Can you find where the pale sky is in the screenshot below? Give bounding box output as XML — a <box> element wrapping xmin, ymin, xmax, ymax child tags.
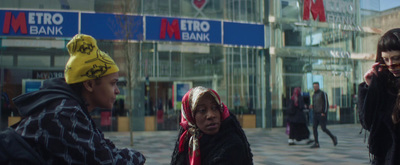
<box><xmin>380</xmin><ymin>0</ymin><xmax>400</xmax><ymax>11</ymax></box>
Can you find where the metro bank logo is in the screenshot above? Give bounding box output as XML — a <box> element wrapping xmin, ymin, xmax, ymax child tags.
<box><xmin>146</xmin><ymin>16</ymin><xmax>221</xmax><ymax>44</ymax></box>
<box><xmin>0</xmin><ymin>10</ymin><xmax>78</xmax><ymax>37</ymax></box>
<box><xmin>303</xmin><ymin>0</ymin><xmax>326</xmax><ymax>22</ymax></box>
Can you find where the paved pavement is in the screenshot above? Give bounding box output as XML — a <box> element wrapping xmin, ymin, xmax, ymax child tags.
<box><xmin>104</xmin><ymin>124</ymin><xmax>371</xmax><ymax>165</ymax></box>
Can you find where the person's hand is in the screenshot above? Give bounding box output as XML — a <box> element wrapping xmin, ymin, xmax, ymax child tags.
<box><xmin>364</xmin><ymin>63</ymin><xmax>381</xmax><ymax>86</ymax></box>
<box><xmin>321</xmin><ymin>113</ymin><xmax>325</xmax><ymax>116</ymax></box>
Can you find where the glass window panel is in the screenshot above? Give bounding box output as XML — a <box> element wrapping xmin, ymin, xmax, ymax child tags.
<box><xmin>158</xmin><ymin>52</ymin><xmax>170</xmax><ymax>77</ymax></box>
<box><xmin>141</xmin><ymin>43</ymin><xmax>155</xmax><ymax>77</ymax></box>
<box><xmin>18</xmin><ymin>56</ymin><xmax>50</xmax><ymax>67</ymax></box>
<box><xmin>0</xmin><ymin>56</ymin><xmax>14</xmax><ymax>67</ymax></box>
<box><xmin>54</xmin><ymin>56</ymin><xmax>69</xmax><ymax>67</ymax></box>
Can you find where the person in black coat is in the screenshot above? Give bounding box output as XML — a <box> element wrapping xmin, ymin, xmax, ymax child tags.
<box><xmin>287</xmin><ymin>87</ymin><xmax>314</xmax><ymax>145</ymax></box>
<box><xmin>358</xmin><ymin>28</ymin><xmax>400</xmax><ymax>165</ymax></box>
<box><xmin>171</xmin><ymin>86</ymin><xmax>253</xmax><ymax>165</ymax></box>
<box><xmin>10</xmin><ymin>34</ymin><xmax>146</xmax><ymax>164</ymax></box>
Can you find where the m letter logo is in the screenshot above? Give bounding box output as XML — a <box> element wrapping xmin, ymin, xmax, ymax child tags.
<box><xmin>160</xmin><ymin>19</ymin><xmax>181</xmax><ymax>40</ymax></box>
<box><xmin>3</xmin><ymin>12</ymin><xmax>28</xmax><ymax>34</ymax></box>
<box><xmin>303</xmin><ymin>0</ymin><xmax>326</xmax><ymax>22</ymax></box>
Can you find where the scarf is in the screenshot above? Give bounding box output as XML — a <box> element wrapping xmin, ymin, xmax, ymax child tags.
<box><xmin>178</xmin><ymin>86</ymin><xmax>230</xmax><ymax>165</ymax></box>
<box><xmin>291</xmin><ymin>87</ymin><xmax>301</xmax><ymax>107</ymax></box>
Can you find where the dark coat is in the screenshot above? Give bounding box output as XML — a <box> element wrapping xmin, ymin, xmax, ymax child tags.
<box><xmin>171</xmin><ymin>113</ymin><xmax>253</xmax><ymax>165</ymax></box>
<box><xmin>287</xmin><ymin>96</ymin><xmax>307</xmax><ymax>124</ymax></box>
<box><xmin>358</xmin><ymin>73</ymin><xmax>400</xmax><ymax>165</ymax></box>
<box><xmin>312</xmin><ymin>90</ymin><xmax>329</xmax><ymax>114</ymax></box>
<box><xmin>12</xmin><ymin>78</ymin><xmax>146</xmax><ymax>165</ymax></box>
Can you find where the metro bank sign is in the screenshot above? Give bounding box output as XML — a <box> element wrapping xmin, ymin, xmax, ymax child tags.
<box><xmin>146</xmin><ymin>16</ymin><xmax>221</xmax><ymax>44</ymax></box>
<box><xmin>0</xmin><ymin>10</ymin><xmax>78</xmax><ymax>37</ymax></box>
<box><xmin>303</xmin><ymin>0</ymin><xmax>357</xmax><ymax>27</ymax></box>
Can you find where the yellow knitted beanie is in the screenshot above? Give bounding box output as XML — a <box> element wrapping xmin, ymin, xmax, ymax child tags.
<box><xmin>65</xmin><ymin>34</ymin><xmax>119</xmax><ymax>84</ymax></box>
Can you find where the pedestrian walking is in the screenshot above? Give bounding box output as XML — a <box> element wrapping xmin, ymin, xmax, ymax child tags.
<box><xmin>309</xmin><ymin>82</ymin><xmax>338</xmax><ymax>148</ymax></box>
<box><xmin>358</xmin><ymin>28</ymin><xmax>400</xmax><ymax>164</ymax></box>
<box><xmin>287</xmin><ymin>87</ymin><xmax>314</xmax><ymax>145</ymax></box>
<box><xmin>9</xmin><ymin>34</ymin><xmax>146</xmax><ymax>164</ymax></box>
<box><xmin>171</xmin><ymin>86</ymin><xmax>253</xmax><ymax>165</ymax></box>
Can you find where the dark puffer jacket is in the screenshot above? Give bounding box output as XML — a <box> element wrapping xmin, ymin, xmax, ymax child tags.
<box><xmin>12</xmin><ymin>78</ymin><xmax>146</xmax><ymax>165</ymax></box>
<box><xmin>358</xmin><ymin>73</ymin><xmax>400</xmax><ymax>165</ymax></box>
<box><xmin>171</xmin><ymin>113</ymin><xmax>253</xmax><ymax>165</ymax></box>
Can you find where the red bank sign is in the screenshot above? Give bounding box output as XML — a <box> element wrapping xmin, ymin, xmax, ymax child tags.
<box><xmin>1</xmin><ymin>10</ymin><xmax>78</xmax><ymax>37</ymax></box>
<box><xmin>303</xmin><ymin>0</ymin><xmax>326</xmax><ymax>22</ymax></box>
<box><xmin>303</xmin><ymin>0</ymin><xmax>357</xmax><ymax>27</ymax></box>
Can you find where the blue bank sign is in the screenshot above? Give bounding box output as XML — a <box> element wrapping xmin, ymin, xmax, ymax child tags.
<box><xmin>0</xmin><ymin>9</ymin><xmax>78</xmax><ymax>37</ymax></box>
<box><xmin>0</xmin><ymin>9</ymin><xmax>266</xmax><ymax>47</ymax></box>
<box><xmin>146</xmin><ymin>16</ymin><xmax>222</xmax><ymax>44</ymax></box>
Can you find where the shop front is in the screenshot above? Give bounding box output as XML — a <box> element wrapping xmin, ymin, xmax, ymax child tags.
<box><xmin>0</xmin><ymin>6</ymin><xmax>269</xmax><ymax>131</ymax></box>
<box><xmin>269</xmin><ymin>0</ymin><xmax>378</xmax><ymax>127</ymax></box>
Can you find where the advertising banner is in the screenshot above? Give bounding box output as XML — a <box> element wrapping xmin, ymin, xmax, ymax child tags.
<box><xmin>22</xmin><ymin>79</ymin><xmax>43</xmax><ymax>94</ymax></box>
<box><xmin>0</xmin><ymin>9</ymin><xmax>78</xmax><ymax>38</ymax></box>
<box><xmin>81</xmin><ymin>13</ymin><xmax>143</xmax><ymax>40</ymax></box>
<box><xmin>146</xmin><ymin>16</ymin><xmax>221</xmax><ymax>44</ymax></box>
<box><xmin>173</xmin><ymin>81</ymin><xmax>192</xmax><ymax>110</ymax></box>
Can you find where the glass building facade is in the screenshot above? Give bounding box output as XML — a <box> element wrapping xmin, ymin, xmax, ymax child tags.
<box><xmin>0</xmin><ymin>0</ymin><xmax>268</xmax><ymax>131</ymax></box>
<box><xmin>268</xmin><ymin>0</ymin><xmax>398</xmax><ymax>127</ymax></box>
<box><xmin>1</xmin><ymin>0</ymin><xmax>399</xmax><ymax>131</ymax></box>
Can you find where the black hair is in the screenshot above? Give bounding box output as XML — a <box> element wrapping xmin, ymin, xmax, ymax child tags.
<box><xmin>69</xmin><ymin>82</ymin><xmax>84</xmax><ymax>96</ymax></box>
<box><xmin>313</xmin><ymin>82</ymin><xmax>319</xmax><ymax>85</ymax></box>
<box><xmin>376</xmin><ymin>28</ymin><xmax>400</xmax><ymax>64</ymax></box>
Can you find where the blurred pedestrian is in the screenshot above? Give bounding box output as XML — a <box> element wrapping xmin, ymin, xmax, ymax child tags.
<box><xmin>171</xmin><ymin>86</ymin><xmax>253</xmax><ymax>165</ymax></box>
<box><xmin>11</xmin><ymin>34</ymin><xmax>146</xmax><ymax>164</ymax></box>
<box><xmin>309</xmin><ymin>82</ymin><xmax>337</xmax><ymax>148</ymax></box>
<box><xmin>358</xmin><ymin>28</ymin><xmax>400</xmax><ymax>164</ymax></box>
<box><xmin>287</xmin><ymin>87</ymin><xmax>314</xmax><ymax>145</ymax></box>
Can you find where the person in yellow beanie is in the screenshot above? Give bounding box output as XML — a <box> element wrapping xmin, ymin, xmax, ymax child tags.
<box><xmin>65</xmin><ymin>34</ymin><xmax>119</xmax><ymax>84</ymax></box>
<box><xmin>9</xmin><ymin>34</ymin><xmax>146</xmax><ymax>164</ymax></box>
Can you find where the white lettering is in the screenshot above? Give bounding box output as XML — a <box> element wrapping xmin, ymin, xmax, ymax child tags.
<box><xmin>324</xmin><ymin>0</ymin><xmax>355</xmax><ymax>14</ymax></box>
<box><xmin>30</xmin><ymin>26</ymin><xmax>38</xmax><ymax>34</ymax></box>
<box><xmin>47</xmin><ymin>26</ymin><xmax>54</xmax><ymax>34</ymax></box>
<box><xmin>28</xmin><ymin>13</ymin><xmax>35</xmax><ymax>24</ymax></box>
<box><xmin>38</xmin><ymin>26</ymin><xmax>46</xmax><ymax>34</ymax></box>
<box><xmin>52</xmin><ymin>13</ymin><xmax>63</xmax><ymax>25</ymax></box>
<box><xmin>189</xmin><ymin>33</ymin><xmax>196</xmax><ymax>40</ymax></box>
<box><xmin>44</xmin><ymin>13</ymin><xmax>52</xmax><ymax>24</ymax></box>
<box><xmin>181</xmin><ymin>20</ymin><xmax>210</xmax><ymax>32</ymax></box>
<box><xmin>186</xmin><ymin>20</ymin><xmax>193</xmax><ymax>31</ymax></box>
<box><xmin>56</xmin><ymin>26</ymin><xmax>63</xmax><ymax>35</ymax></box>
<box><xmin>36</xmin><ymin>13</ymin><xmax>43</xmax><ymax>24</ymax></box>
<box><xmin>193</xmin><ymin>21</ymin><xmax>200</xmax><ymax>31</ymax></box>
<box><xmin>327</xmin><ymin>14</ymin><xmax>335</xmax><ymax>23</ymax></box>
<box><xmin>203</xmin><ymin>33</ymin><xmax>209</xmax><ymax>41</ymax></box>
<box><xmin>27</xmin><ymin>12</ymin><xmax>64</xmax><ymax>25</ymax></box>
<box><xmin>29</xmin><ymin>26</ymin><xmax>63</xmax><ymax>35</ymax></box>
<box><xmin>181</xmin><ymin>20</ymin><xmax>187</xmax><ymax>31</ymax></box>
<box><xmin>182</xmin><ymin>32</ymin><xmax>190</xmax><ymax>40</ymax></box>
<box><xmin>182</xmin><ymin>32</ymin><xmax>210</xmax><ymax>41</ymax></box>
<box><xmin>200</xmin><ymin>22</ymin><xmax>210</xmax><ymax>32</ymax></box>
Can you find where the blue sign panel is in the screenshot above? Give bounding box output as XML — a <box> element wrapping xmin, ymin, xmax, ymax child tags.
<box><xmin>146</xmin><ymin>16</ymin><xmax>221</xmax><ymax>44</ymax></box>
<box><xmin>0</xmin><ymin>10</ymin><xmax>78</xmax><ymax>38</ymax></box>
<box><xmin>23</xmin><ymin>79</ymin><xmax>43</xmax><ymax>94</ymax></box>
<box><xmin>223</xmin><ymin>22</ymin><xmax>265</xmax><ymax>47</ymax></box>
<box><xmin>81</xmin><ymin>13</ymin><xmax>143</xmax><ymax>40</ymax></box>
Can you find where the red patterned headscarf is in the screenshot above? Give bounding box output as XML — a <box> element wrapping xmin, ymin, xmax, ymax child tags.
<box><xmin>178</xmin><ymin>86</ymin><xmax>230</xmax><ymax>165</ymax></box>
<box><xmin>291</xmin><ymin>87</ymin><xmax>301</xmax><ymax>106</ymax></box>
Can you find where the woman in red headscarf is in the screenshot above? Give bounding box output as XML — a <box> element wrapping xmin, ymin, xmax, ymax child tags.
<box><xmin>287</xmin><ymin>87</ymin><xmax>313</xmax><ymax>145</ymax></box>
<box><xmin>171</xmin><ymin>86</ymin><xmax>253</xmax><ymax>165</ymax></box>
